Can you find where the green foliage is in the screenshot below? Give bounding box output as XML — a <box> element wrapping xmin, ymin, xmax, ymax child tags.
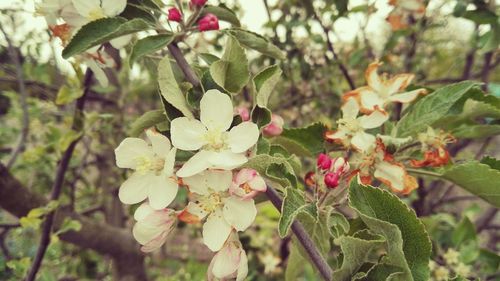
<box><xmin>202</xmin><ymin>4</ymin><xmax>241</xmax><ymax>27</ymax></box>
<box><xmin>55</xmin><ymin>218</ymin><xmax>82</xmax><ymax>236</ymax></box>
<box><xmin>272</xmin><ymin>122</ymin><xmax>326</xmax><ymax>157</ymax></box>
<box><xmin>349</xmin><ymin>181</ymin><xmax>432</xmax><ymax>281</ymax></box>
<box><xmin>128</xmin><ymin>109</ymin><xmax>168</xmax><ymax>137</ymax></box>
<box><xmin>210</xmin><ymin>35</ymin><xmax>250</xmax><ymax>94</ymax></box>
<box><xmin>226</xmin><ymin>28</ymin><xmax>286</xmax><ymax>60</ymax></box>
<box><xmin>62</xmin><ymin>17</ymin><xmax>152</xmax><ymax>58</ymax></box>
<box><xmin>242</xmin><ymin>154</ymin><xmax>298</xmax><ymax>188</ymax></box>
<box><xmin>129</xmin><ymin>33</ymin><xmax>174</xmax><ymax>65</ymax></box>
<box><xmin>158</xmin><ymin>56</ymin><xmax>194</xmax><ymax>119</ymax></box>
<box><xmin>451</xmin><ymin>216</ymin><xmax>476</xmax><ymax>247</ymax></box>
<box><xmin>253</xmin><ymin>64</ymin><xmax>282</xmax><ymax>108</ymax></box>
<box><xmin>251</xmin><ymin>105</ymin><xmax>272</xmax><ymax>128</ymax></box>
<box><xmin>441</xmin><ymin>160</ymin><xmax>500</xmax><ymax>207</ymax></box>
<box><xmin>277</xmin><ymin>187</ymin><xmax>305</xmax><ymax>237</ymax></box>
<box><xmin>396</xmin><ymin>81</ymin><xmax>479</xmax><ymax>137</ymax></box>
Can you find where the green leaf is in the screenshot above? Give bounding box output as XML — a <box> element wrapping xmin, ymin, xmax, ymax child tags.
<box><xmin>462</xmin><ymin>9</ymin><xmax>498</xmax><ymax>25</ymax></box>
<box><xmin>227</xmin><ymin>28</ymin><xmax>286</xmax><ymax>60</ymax></box>
<box><xmin>55</xmin><ymin>218</ymin><xmax>82</xmax><ymax>235</ymax></box>
<box><xmin>198</xmin><ymin>53</ymin><xmax>220</xmax><ymax>65</ymax></box>
<box><xmin>480</xmin><ymin>156</ymin><xmax>500</xmax><ymax>170</ymax></box>
<box><xmin>203</xmin><ymin>4</ymin><xmax>241</xmax><ymax>27</ymax></box>
<box><xmin>451</xmin><ymin>124</ymin><xmax>500</xmax><ymax>138</ymax></box>
<box><xmin>329</xmin><ymin>210</ymin><xmax>350</xmax><ymax>238</ymax></box>
<box><xmin>129</xmin><ymin>33</ymin><xmax>174</xmax><ymax>65</ymax></box>
<box><xmin>354</xmin><ymin>263</ymin><xmax>403</xmax><ymax>281</ymax></box>
<box><xmin>251</xmin><ymin>105</ymin><xmax>272</xmax><ymax>128</ymax></box>
<box><xmin>442</xmin><ymin>161</ymin><xmax>500</xmax><ymax>207</ymax></box>
<box><xmin>332</xmin><ymin>235</ymin><xmax>386</xmax><ymax>281</ymax></box>
<box><xmin>63</xmin><ymin>17</ymin><xmax>152</xmax><ymax>58</ymax></box>
<box><xmin>210</xmin><ymin>35</ymin><xmax>249</xmax><ymax>94</ymax></box>
<box><xmin>254</xmin><ymin>64</ymin><xmax>282</xmax><ymax>107</ymax></box>
<box><xmin>128</xmin><ymin>109</ymin><xmax>168</xmax><ymax>137</ymax></box>
<box><xmin>242</xmin><ymin>154</ymin><xmax>297</xmax><ymax>188</ymax></box>
<box><xmin>158</xmin><ymin>56</ymin><xmax>194</xmax><ymax>119</ymax></box>
<box><xmin>278</xmin><ymin>187</ymin><xmax>306</xmax><ymax>237</ymax></box>
<box><xmin>452</xmin><ymin>216</ymin><xmax>476</xmax><ymax>247</ymax></box>
<box><xmin>55</xmin><ymin>85</ymin><xmax>83</xmax><ymax>105</ymax></box>
<box><xmin>285</xmin><ymin>243</ymin><xmax>307</xmax><ymax>281</ymax></box>
<box><xmin>349</xmin><ymin>181</ymin><xmax>432</xmax><ymax>281</ymax></box>
<box><xmin>272</xmin><ymin>123</ymin><xmax>326</xmax><ymax>157</ymax></box>
<box><xmin>396</xmin><ymin>81</ymin><xmax>479</xmax><ymax>137</ymax></box>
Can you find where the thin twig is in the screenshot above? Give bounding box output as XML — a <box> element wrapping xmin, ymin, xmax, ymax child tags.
<box><xmin>0</xmin><ymin>22</ymin><xmax>30</xmax><ymax>169</ymax></box>
<box><xmin>311</xmin><ymin>10</ymin><xmax>356</xmax><ymax>90</ymax></box>
<box><xmin>266</xmin><ymin>186</ymin><xmax>333</xmax><ymax>281</ymax></box>
<box><xmin>167</xmin><ymin>43</ymin><xmax>200</xmax><ymax>86</ymax></box>
<box><xmin>25</xmin><ymin>70</ymin><xmax>93</xmax><ymax>281</ymax></box>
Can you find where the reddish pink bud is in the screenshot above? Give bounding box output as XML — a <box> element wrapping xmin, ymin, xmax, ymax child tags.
<box><xmin>263</xmin><ymin>114</ymin><xmax>284</xmax><ymax>137</ymax></box>
<box><xmin>316</xmin><ymin>153</ymin><xmax>332</xmax><ymax>170</ymax></box>
<box><xmin>191</xmin><ymin>0</ymin><xmax>207</xmax><ymax>7</ymax></box>
<box><xmin>304</xmin><ymin>171</ymin><xmax>316</xmax><ymax>188</ymax></box>
<box><xmin>198</xmin><ymin>13</ymin><xmax>219</xmax><ymax>32</ymax></box>
<box><xmin>324</xmin><ymin>172</ymin><xmax>340</xmax><ymax>189</ymax></box>
<box><xmin>168</xmin><ymin>7</ymin><xmax>182</xmax><ymax>22</ymax></box>
<box><xmin>236</xmin><ymin>106</ymin><xmax>250</xmax><ymax>121</ymax></box>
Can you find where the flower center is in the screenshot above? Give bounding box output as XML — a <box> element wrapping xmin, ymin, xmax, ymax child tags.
<box><xmin>198</xmin><ymin>192</ymin><xmax>225</xmax><ymax>213</ymax></box>
<box><xmin>135</xmin><ymin>156</ymin><xmax>165</xmax><ymax>174</ymax></box>
<box><xmin>203</xmin><ymin>130</ymin><xmax>228</xmax><ymax>151</ymax></box>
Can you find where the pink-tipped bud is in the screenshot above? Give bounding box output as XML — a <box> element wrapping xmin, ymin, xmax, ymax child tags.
<box><xmin>191</xmin><ymin>0</ymin><xmax>207</xmax><ymax>7</ymax></box>
<box><xmin>263</xmin><ymin>114</ymin><xmax>284</xmax><ymax>137</ymax></box>
<box><xmin>236</xmin><ymin>106</ymin><xmax>250</xmax><ymax>121</ymax></box>
<box><xmin>230</xmin><ymin>168</ymin><xmax>267</xmax><ymax>199</ymax></box>
<box><xmin>316</xmin><ymin>153</ymin><xmax>332</xmax><ymax>170</ymax></box>
<box><xmin>167</xmin><ymin>7</ymin><xmax>182</xmax><ymax>22</ymax></box>
<box><xmin>304</xmin><ymin>171</ymin><xmax>316</xmax><ymax>188</ymax></box>
<box><xmin>324</xmin><ymin>172</ymin><xmax>340</xmax><ymax>189</ymax></box>
<box><xmin>331</xmin><ymin>157</ymin><xmax>350</xmax><ymax>174</ymax></box>
<box><xmin>198</xmin><ymin>13</ymin><xmax>219</xmax><ymax>31</ymax></box>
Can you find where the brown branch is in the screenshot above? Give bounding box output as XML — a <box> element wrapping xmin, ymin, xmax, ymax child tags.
<box><xmin>311</xmin><ymin>10</ymin><xmax>356</xmax><ymax>90</ymax></box>
<box><xmin>480</xmin><ymin>51</ymin><xmax>494</xmax><ymax>91</ymax></box>
<box><xmin>477</xmin><ymin>208</ymin><xmax>498</xmax><ymax>233</ymax></box>
<box><xmin>266</xmin><ymin>186</ymin><xmax>333</xmax><ymax>281</ymax></box>
<box><xmin>0</xmin><ymin>163</ymin><xmax>147</xmax><ymax>280</ymax></box>
<box><xmin>168</xmin><ymin>43</ymin><xmax>200</xmax><ymax>87</ymax></box>
<box><xmin>0</xmin><ymin>22</ymin><xmax>29</xmax><ymax>169</ymax></box>
<box><xmin>25</xmin><ymin>69</ymin><xmax>93</xmax><ymax>281</ymax></box>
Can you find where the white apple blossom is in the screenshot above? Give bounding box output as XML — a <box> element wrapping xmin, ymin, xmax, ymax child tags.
<box><xmin>229</xmin><ymin>168</ymin><xmax>267</xmax><ymax>199</ymax></box>
<box><xmin>72</xmin><ymin>0</ymin><xmax>127</xmax><ymax>21</ymax></box>
<box><xmin>207</xmin><ymin>232</ymin><xmax>248</xmax><ymax>281</ymax></box>
<box><xmin>132</xmin><ymin>203</ymin><xmax>177</xmax><ymax>252</ymax></box>
<box><xmin>344</xmin><ymin>62</ymin><xmax>427</xmax><ymax>113</ymax></box>
<box><xmin>171</xmin><ymin>90</ymin><xmax>260</xmax><ymax>177</ymax></box>
<box><xmin>325</xmin><ymin>98</ymin><xmax>388</xmax><ymax>152</ymax></box>
<box><xmin>114</xmin><ymin>129</ymin><xmax>178</xmax><ymax>210</ymax></box>
<box><xmin>181</xmin><ymin>170</ymin><xmax>257</xmax><ymax>251</ymax></box>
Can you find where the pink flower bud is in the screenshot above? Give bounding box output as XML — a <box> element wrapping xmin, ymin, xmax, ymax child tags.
<box><xmin>235</xmin><ymin>106</ymin><xmax>250</xmax><ymax>121</ymax></box>
<box><xmin>316</xmin><ymin>153</ymin><xmax>332</xmax><ymax>170</ymax></box>
<box><xmin>324</xmin><ymin>172</ymin><xmax>340</xmax><ymax>189</ymax></box>
<box><xmin>167</xmin><ymin>7</ymin><xmax>182</xmax><ymax>22</ymax></box>
<box><xmin>263</xmin><ymin>114</ymin><xmax>284</xmax><ymax>137</ymax></box>
<box><xmin>230</xmin><ymin>168</ymin><xmax>267</xmax><ymax>199</ymax></box>
<box><xmin>191</xmin><ymin>0</ymin><xmax>207</xmax><ymax>7</ymax></box>
<box><xmin>198</xmin><ymin>13</ymin><xmax>219</xmax><ymax>31</ymax></box>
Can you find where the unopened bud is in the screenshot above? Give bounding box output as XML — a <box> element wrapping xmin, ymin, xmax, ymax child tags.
<box><xmin>263</xmin><ymin>114</ymin><xmax>284</xmax><ymax>137</ymax></box>
<box><xmin>316</xmin><ymin>153</ymin><xmax>332</xmax><ymax>170</ymax></box>
<box><xmin>198</xmin><ymin>13</ymin><xmax>219</xmax><ymax>32</ymax></box>
<box><xmin>324</xmin><ymin>172</ymin><xmax>340</xmax><ymax>189</ymax></box>
<box><xmin>167</xmin><ymin>7</ymin><xmax>182</xmax><ymax>22</ymax></box>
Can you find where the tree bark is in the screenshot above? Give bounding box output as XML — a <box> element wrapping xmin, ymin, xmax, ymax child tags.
<box><xmin>0</xmin><ymin>164</ymin><xmax>148</xmax><ymax>280</ymax></box>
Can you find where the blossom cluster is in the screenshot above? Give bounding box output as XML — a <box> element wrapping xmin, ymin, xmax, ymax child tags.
<box><xmin>115</xmin><ymin>90</ymin><xmax>268</xmax><ymax>280</ymax></box>
<box><xmin>323</xmin><ymin>62</ymin><xmax>453</xmax><ymax>194</ymax></box>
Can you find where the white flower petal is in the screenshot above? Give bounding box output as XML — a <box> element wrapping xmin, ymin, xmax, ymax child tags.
<box><xmin>163</xmin><ymin>148</ymin><xmax>176</xmax><ymax>177</ymax></box>
<box><xmin>176</xmin><ymin>150</ymin><xmax>212</xmax><ymax>178</ymax></box>
<box><xmin>388</xmin><ymin>88</ymin><xmax>426</xmax><ymax>104</ymax></box>
<box><xmin>227</xmin><ymin>122</ymin><xmax>260</xmax><ymax>153</ymax></box>
<box><xmin>374</xmin><ymin>161</ymin><xmax>417</xmax><ymax>194</ymax></box>
<box><xmin>132</xmin><ymin>221</ymin><xmax>163</xmax><ymax>245</ymax></box>
<box><xmin>114</xmin><ymin>138</ymin><xmax>153</xmax><ymax>169</ymax></box>
<box><xmin>140</xmin><ymin>231</ymin><xmax>169</xmax><ymax>253</ymax></box>
<box><xmin>386</xmin><ymin>73</ymin><xmax>414</xmax><ymax>94</ymax></box>
<box><xmin>351</xmin><ymin>132</ymin><xmax>376</xmax><ymax>152</ymax></box>
<box><xmin>101</xmin><ymin>0</ymin><xmax>127</xmax><ymax>17</ymax></box>
<box><xmin>236</xmin><ymin>250</ymin><xmax>249</xmax><ymax>281</ymax></box>
<box><xmin>342</xmin><ymin>98</ymin><xmax>359</xmax><ymax>119</ymax></box>
<box><xmin>359</xmin><ymin>110</ymin><xmax>388</xmax><ymax>129</ymax></box>
<box><xmin>206</xmin><ymin>150</ymin><xmax>248</xmax><ymax>170</ymax></box>
<box><xmin>109</xmin><ymin>34</ymin><xmax>132</xmax><ymax>49</ymax></box>
<box><xmin>359</xmin><ymin>89</ymin><xmax>385</xmax><ymax>111</ymax></box>
<box><xmin>170</xmin><ymin>117</ymin><xmax>207</xmax><ymax>151</ymax></box>
<box><xmin>86</xmin><ymin>59</ymin><xmax>109</xmax><ymax>87</ymax></box>
<box><xmin>183</xmin><ymin>170</ymin><xmax>233</xmax><ymax>194</ymax></box>
<box><xmin>365</xmin><ymin>62</ymin><xmax>384</xmax><ymax>92</ymax></box>
<box><xmin>203</xmin><ymin>210</ymin><xmax>232</xmax><ymax>251</ymax></box>
<box><xmin>72</xmin><ymin>0</ymin><xmax>100</xmax><ymax>18</ymax></box>
<box><xmin>118</xmin><ymin>172</ymin><xmax>151</xmax><ymax>205</ymax></box>
<box><xmin>200</xmin><ymin>90</ymin><xmax>234</xmax><ymax>131</ymax></box>
<box><xmin>223</xmin><ymin>197</ymin><xmax>257</xmax><ymax>231</ymax></box>
<box><xmin>186</xmin><ymin>202</ymin><xmax>209</xmax><ymax>220</ymax></box>
<box><xmin>146</xmin><ymin>129</ymin><xmax>171</xmax><ymax>156</ymax></box>
<box><xmin>134</xmin><ymin>202</ymin><xmax>154</xmax><ymax>221</ymax></box>
<box><xmin>212</xmin><ymin>243</ymin><xmax>241</xmax><ymax>279</ymax></box>
<box><xmin>148</xmin><ymin>177</ymin><xmax>178</xmax><ymax>210</ymax></box>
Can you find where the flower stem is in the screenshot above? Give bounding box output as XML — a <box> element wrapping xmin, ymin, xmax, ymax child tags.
<box><xmin>266</xmin><ymin>186</ymin><xmax>333</xmax><ymax>281</ymax></box>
